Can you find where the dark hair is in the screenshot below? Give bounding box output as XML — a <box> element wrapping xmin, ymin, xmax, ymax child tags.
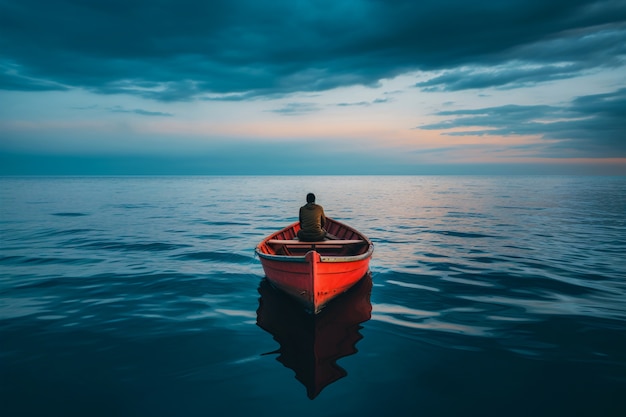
<box><xmin>306</xmin><ymin>193</ymin><xmax>316</xmax><ymax>203</ymax></box>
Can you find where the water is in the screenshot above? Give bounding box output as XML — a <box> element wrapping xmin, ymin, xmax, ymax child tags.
<box><xmin>1</xmin><ymin>176</ymin><xmax>625</xmax><ymax>417</ymax></box>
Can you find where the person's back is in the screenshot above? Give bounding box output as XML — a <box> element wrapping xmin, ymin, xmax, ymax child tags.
<box><xmin>297</xmin><ymin>193</ymin><xmax>327</xmax><ymax>241</ymax></box>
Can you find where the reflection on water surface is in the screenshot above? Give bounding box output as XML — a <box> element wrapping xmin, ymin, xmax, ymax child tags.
<box><xmin>256</xmin><ymin>274</ymin><xmax>372</xmax><ymax>399</ymax></box>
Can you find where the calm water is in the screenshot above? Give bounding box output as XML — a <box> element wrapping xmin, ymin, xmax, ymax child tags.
<box><xmin>1</xmin><ymin>176</ymin><xmax>625</xmax><ymax>417</ymax></box>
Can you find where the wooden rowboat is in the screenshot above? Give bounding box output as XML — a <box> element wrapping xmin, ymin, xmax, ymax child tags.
<box><xmin>255</xmin><ymin>217</ymin><xmax>374</xmax><ymax>313</ymax></box>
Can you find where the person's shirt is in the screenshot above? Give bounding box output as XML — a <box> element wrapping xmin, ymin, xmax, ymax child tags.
<box><xmin>299</xmin><ymin>202</ymin><xmax>326</xmax><ymax>240</ymax></box>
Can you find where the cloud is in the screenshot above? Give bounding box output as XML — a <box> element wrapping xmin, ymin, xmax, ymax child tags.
<box><xmin>336</xmin><ymin>97</ymin><xmax>389</xmax><ymax>107</ymax></box>
<box><xmin>418</xmin><ymin>88</ymin><xmax>626</xmax><ymax>157</ymax></box>
<box><xmin>416</xmin><ymin>63</ymin><xmax>586</xmax><ymax>92</ymax></box>
<box><xmin>417</xmin><ymin>23</ymin><xmax>626</xmax><ymax>91</ymax></box>
<box><xmin>270</xmin><ymin>96</ymin><xmax>389</xmax><ymax>115</ymax></box>
<box><xmin>337</xmin><ymin>101</ymin><xmax>371</xmax><ymax>107</ymax></box>
<box><xmin>269</xmin><ymin>102</ymin><xmax>321</xmax><ymax>115</ymax></box>
<box><xmin>70</xmin><ymin>104</ymin><xmax>174</xmax><ymax>116</ymax></box>
<box><xmin>107</xmin><ymin>106</ymin><xmax>174</xmax><ymax>117</ymax></box>
<box><xmin>0</xmin><ymin>61</ymin><xmax>69</xmax><ymax>91</ymax></box>
<box><xmin>1</xmin><ymin>0</ymin><xmax>624</xmax><ymax>101</ymax></box>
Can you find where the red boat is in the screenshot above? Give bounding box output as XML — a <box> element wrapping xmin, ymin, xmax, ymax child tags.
<box><xmin>255</xmin><ymin>218</ymin><xmax>374</xmax><ymax>314</ymax></box>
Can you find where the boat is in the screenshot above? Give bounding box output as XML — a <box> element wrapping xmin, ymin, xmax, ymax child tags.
<box><xmin>256</xmin><ymin>273</ymin><xmax>373</xmax><ymax>399</ymax></box>
<box><xmin>255</xmin><ymin>217</ymin><xmax>374</xmax><ymax>313</ymax></box>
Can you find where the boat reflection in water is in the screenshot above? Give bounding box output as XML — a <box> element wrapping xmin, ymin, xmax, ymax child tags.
<box><xmin>256</xmin><ymin>273</ymin><xmax>373</xmax><ymax>399</ymax></box>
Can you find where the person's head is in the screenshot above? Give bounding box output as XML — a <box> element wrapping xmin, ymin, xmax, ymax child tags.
<box><xmin>306</xmin><ymin>193</ymin><xmax>316</xmax><ymax>203</ymax></box>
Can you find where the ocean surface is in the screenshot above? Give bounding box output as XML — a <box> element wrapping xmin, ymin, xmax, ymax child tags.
<box><xmin>1</xmin><ymin>176</ymin><xmax>625</xmax><ymax>417</ymax></box>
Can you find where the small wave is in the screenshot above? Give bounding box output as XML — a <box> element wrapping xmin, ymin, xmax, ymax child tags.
<box><xmin>0</xmin><ymin>297</ymin><xmax>50</xmax><ymax>319</ymax></box>
<box><xmin>214</xmin><ymin>308</ymin><xmax>257</xmax><ymax>319</ymax></box>
<box><xmin>193</xmin><ymin>233</ymin><xmax>239</xmax><ymax>240</ymax></box>
<box><xmin>494</xmin><ymin>205</ymin><xmax>546</xmax><ymax>211</ymax></box>
<box><xmin>426</xmin><ymin>230</ymin><xmax>498</xmax><ymax>239</ymax></box>
<box><xmin>0</xmin><ymin>255</ymin><xmax>22</xmax><ymax>265</ymax></box>
<box><xmin>51</xmin><ymin>212</ymin><xmax>89</xmax><ymax>217</ymax></box>
<box><xmin>36</xmin><ymin>315</ymin><xmax>67</xmax><ymax>320</ymax></box>
<box><xmin>386</xmin><ymin>279</ymin><xmax>440</xmax><ymax>292</ymax></box>
<box><xmin>0</xmin><ymin>255</ymin><xmax>102</xmax><ymax>266</ymax></box>
<box><xmin>422</xmin><ymin>252</ymin><xmax>449</xmax><ymax>259</ymax></box>
<box><xmin>468</xmin><ymin>255</ymin><xmax>509</xmax><ymax>264</ymax></box>
<box><xmin>372</xmin><ymin>303</ymin><xmax>491</xmax><ymax>337</ymax></box>
<box><xmin>111</xmin><ymin>203</ymin><xmax>156</xmax><ymax>209</ymax></box>
<box><xmin>445</xmin><ymin>211</ymin><xmax>488</xmax><ymax>218</ymax></box>
<box><xmin>460</xmin><ymin>293</ymin><xmax>626</xmax><ymax>321</ymax></box>
<box><xmin>35</xmin><ymin>228</ymin><xmax>96</xmax><ymax>237</ymax></box>
<box><xmin>10</xmin><ymin>276</ymin><xmax>82</xmax><ymax>290</ymax></box>
<box><xmin>80</xmin><ymin>241</ymin><xmax>189</xmax><ymax>252</ymax></box>
<box><xmin>199</xmin><ymin>220</ymin><xmax>251</xmax><ymax>226</ymax></box>
<box><xmin>441</xmin><ymin>276</ymin><xmax>495</xmax><ymax>288</ymax></box>
<box><xmin>176</xmin><ymin>251</ymin><xmax>252</xmax><ymax>263</ymax></box>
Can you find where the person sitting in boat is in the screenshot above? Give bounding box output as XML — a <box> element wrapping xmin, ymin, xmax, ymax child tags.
<box><xmin>297</xmin><ymin>193</ymin><xmax>328</xmax><ymax>241</ymax></box>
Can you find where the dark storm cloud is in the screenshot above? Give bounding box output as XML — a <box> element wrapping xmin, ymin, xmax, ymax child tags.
<box><xmin>0</xmin><ymin>61</ymin><xmax>69</xmax><ymax>91</ymax></box>
<box><xmin>419</xmin><ymin>88</ymin><xmax>626</xmax><ymax>157</ymax></box>
<box><xmin>417</xmin><ymin>22</ymin><xmax>626</xmax><ymax>91</ymax></box>
<box><xmin>1</xmin><ymin>0</ymin><xmax>625</xmax><ymax>101</ymax></box>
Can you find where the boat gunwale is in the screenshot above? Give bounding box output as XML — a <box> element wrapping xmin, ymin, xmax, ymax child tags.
<box><xmin>255</xmin><ymin>251</ymin><xmax>308</xmax><ymax>263</ymax></box>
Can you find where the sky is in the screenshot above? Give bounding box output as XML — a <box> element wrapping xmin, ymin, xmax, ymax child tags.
<box><xmin>1</xmin><ymin>0</ymin><xmax>625</xmax><ymax>175</ymax></box>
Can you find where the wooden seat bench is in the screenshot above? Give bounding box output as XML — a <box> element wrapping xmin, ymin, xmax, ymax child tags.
<box><xmin>267</xmin><ymin>239</ymin><xmax>365</xmax><ymax>246</ymax></box>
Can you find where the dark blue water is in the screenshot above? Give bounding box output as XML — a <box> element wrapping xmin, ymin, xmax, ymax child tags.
<box><xmin>1</xmin><ymin>176</ymin><xmax>625</xmax><ymax>417</ymax></box>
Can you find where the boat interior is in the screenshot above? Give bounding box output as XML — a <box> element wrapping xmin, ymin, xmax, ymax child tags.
<box><xmin>266</xmin><ymin>239</ymin><xmax>368</xmax><ymax>256</ymax></box>
<box><xmin>257</xmin><ymin>218</ymin><xmax>371</xmax><ymax>257</ymax></box>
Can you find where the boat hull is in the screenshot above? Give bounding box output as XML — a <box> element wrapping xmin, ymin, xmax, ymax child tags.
<box><xmin>259</xmin><ymin>251</ymin><xmax>371</xmax><ymax>313</ymax></box>
<box><xmin>255</xmin><ymin>218</ymin><xmax>373</xmax><ymax>313</ymax></box>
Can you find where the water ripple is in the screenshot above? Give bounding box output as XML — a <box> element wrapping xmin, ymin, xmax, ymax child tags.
<box><xmin>79</xmin><ymin>240</ymin><xmax>190</xmax><ymax>252</ymax></box>
<box><xmin>175</xmin><ymin>251</ymin><xmax>252</xmax><ymax>263</ymax></box>
<box><xmin>425</xmin><ymin>230</ymin><xmax>500</xmax><ymax>239</ymax></box>
<box><xmin>372</xmin><ymin>303</ymin><xmax>491</xmax><ymax>337</ymax></box>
